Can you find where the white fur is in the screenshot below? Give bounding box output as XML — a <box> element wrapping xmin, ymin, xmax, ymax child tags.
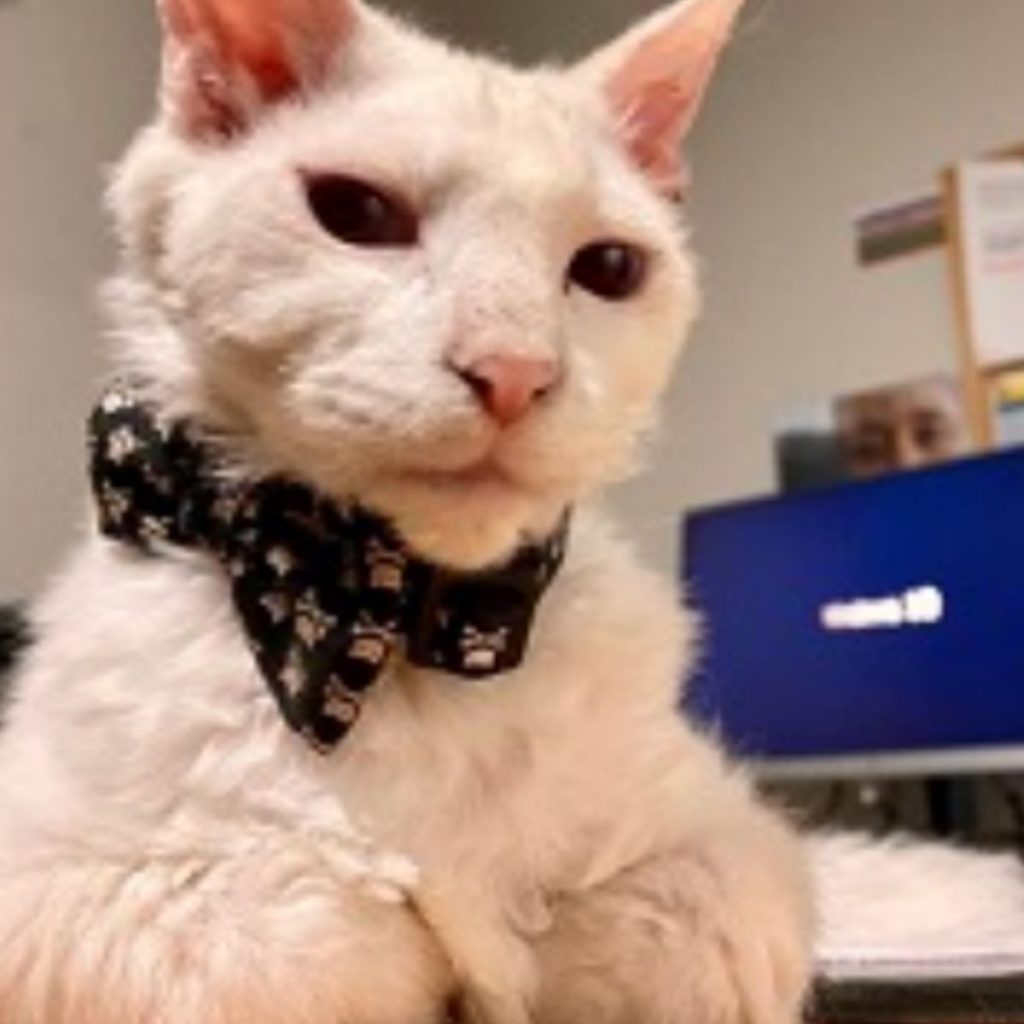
<box><xmin>0</xmin><ymin>2</ymin><xmax>814</xmax><ymax>1022</ymax></box>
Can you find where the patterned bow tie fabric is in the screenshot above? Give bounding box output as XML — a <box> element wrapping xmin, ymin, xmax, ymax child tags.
<box><xmin>88</xmin><ymin>382</ymin><xmax>568</xmax><ymax>753</ymax></box>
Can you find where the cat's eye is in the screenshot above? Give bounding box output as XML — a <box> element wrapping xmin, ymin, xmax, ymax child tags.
<box><xmin>304</xmin><ymin>174</ymin><xmax>419</xmax><ymax>248</ymax></box>
<box><xmin>567</xmin><ymin>241</ymin><xmax>648</xmax><ymax>301</ymax></box>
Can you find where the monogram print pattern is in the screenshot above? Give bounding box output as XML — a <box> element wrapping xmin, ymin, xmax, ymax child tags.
<box><xmin>89</xmin><ymin>381</ymin><xmax>569</xmax><ymax>753</ymax></box>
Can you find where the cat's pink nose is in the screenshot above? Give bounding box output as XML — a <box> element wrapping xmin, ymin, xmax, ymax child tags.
<box><xmin>453</xmin><ymin>353</ymin><xmax>560</xmax><ymax>427</ymax></box>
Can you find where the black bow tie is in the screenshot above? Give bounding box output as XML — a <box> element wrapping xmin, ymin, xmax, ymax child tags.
<box><xmin>88</xmin><ymin>381</ymin><xmax>569</xmax><ymax>754</ymax></box>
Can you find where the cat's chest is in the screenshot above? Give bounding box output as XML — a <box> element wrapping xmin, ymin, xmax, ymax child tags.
<box><xmin>328</xmin><ymin>526</ymin><xmax>685</xmax><ymax>854</ymax></box>
<box><xmin>332</xmin><ymin>660</ymin><xmax>569</xmax><ymax>854</ymax></box>
<box><xmin>328</xmin><ymin>655</ymin><xmax>651</xmax><ymax>894</ymax></box>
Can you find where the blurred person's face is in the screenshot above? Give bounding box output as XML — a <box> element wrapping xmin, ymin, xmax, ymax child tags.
<box><xmin>836</xmin><ymin>379</ymin><xmax>972</xmax><ymax>479</ymax></box>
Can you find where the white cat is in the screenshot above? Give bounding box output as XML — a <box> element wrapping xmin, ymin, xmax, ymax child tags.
<box><xmin>0</xmin><ymin>1</ymin><xmax>813</xmax><ymax>1022</ymax></box>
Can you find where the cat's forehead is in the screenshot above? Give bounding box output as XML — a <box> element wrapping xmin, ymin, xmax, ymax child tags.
<box><xmin>277</xmin><ymin>59</ymin><xmax>655</xmax><ymax>234</ymax></box>
<box><xmin>320</xmin><ymin>64</ymin><xmax>590</xmax><ymax>169</ymax></box>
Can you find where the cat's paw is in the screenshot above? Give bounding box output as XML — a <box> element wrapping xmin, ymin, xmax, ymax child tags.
<box><xmin>533</xmin><ymin>823</ymin><xmax>813</xmax><ymax>1024</ymax></box>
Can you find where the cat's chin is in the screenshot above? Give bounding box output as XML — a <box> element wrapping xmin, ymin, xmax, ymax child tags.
<box><xmin>361</xmin><ymin>472</ymin><xmax>567</xmax><ymax>572</ymax></box>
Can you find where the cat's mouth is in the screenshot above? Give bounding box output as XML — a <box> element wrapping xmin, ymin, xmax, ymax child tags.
<box><xmin>396</xmin><ymin>457</ymin><xmax>522</xmax><ymax>494</ymax></box>
<box><xmin>367</xmin><ymin>450</ymin><xmax>564</xmax><ymax>570</ymax></box>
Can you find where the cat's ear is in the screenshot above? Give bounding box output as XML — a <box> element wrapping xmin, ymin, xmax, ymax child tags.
<box><xmin>157</xmin><ymin>0</ymin><xmax>358</xmax><ymax>141</ymax></box>
<box><xmin>577</xmin><ymin>0</ymin><xmax>745</xmax><ymax>195</ymax></box>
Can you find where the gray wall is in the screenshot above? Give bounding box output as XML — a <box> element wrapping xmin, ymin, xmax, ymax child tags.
<box><xmin>3</xmin><ymin>0</ymin><xmax>1024</xmax><ymax>595</ymax></box>
<box><xmin>0</xmin><ymin>0</ymin><xmax>158</xmax><ymax>598</ymax></box>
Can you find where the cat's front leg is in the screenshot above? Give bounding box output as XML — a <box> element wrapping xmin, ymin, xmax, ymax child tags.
<box><xmin>415</xmin><ymin>888</ymin><xmax>539</xmax><ymax>1024</ymax></box>
<box><xmin>531</xmin><ymin>806</ymin><xmax>814</xmax><ymax>1024</ymax></box>
<box><xmin>0</xmin><ymin>841</ymin><xmax>455</xmax><ymax>1024</ymax></box>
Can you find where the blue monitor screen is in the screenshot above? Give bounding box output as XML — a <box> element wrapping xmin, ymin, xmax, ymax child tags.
<box><xmin>682</xmin><ymin>449</ymin><xmax>1024</xmax><ymax>768</ymax></box>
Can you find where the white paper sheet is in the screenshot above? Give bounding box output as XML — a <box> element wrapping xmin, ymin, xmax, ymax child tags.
<box><xmin>957</xmin><ymin>159</ymin><xmax>1024</xmax><ymax>367</ymax></box>
<box><xmin>818</xmin><ymin>945</ymin><xmax>1024</xmax><ymax>982</ymax></box>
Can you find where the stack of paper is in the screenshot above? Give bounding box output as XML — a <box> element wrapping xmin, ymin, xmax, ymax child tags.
<box><xmin>810</xmin><ymin>833</ymin><xmax>1024</xmax><ymax>1021</ymax></box>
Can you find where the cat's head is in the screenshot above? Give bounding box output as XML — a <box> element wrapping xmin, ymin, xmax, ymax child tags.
<box><xmin>109</xmin><ymin>0</ymin><xmax>744</xmax><ymax>569</ymax></box>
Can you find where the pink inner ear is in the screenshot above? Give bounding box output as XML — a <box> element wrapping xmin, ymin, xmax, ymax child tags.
<box><xmin>198</xmin><ymin>0</ymin><xmax>296</xmax><ymax>99</ymax></box>
<box><xmin>618</xmin><ymin>80</ymin><xmax>694</xmax><ymax>187</ymax></box>
<box><xmin>600</xmin><ymin>0</ymin><xmax>744</xmax><ymax>192</ymax></box>
<box><xmin>160</xmin><ymin>0</ymin><xmax>352</xmax><ymax>137</ymax></box>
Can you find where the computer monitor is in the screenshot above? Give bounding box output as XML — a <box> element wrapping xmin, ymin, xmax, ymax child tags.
<box><xmin>682</xmin><ymin>447</ymin><xmax>1024</xmax><ymax>780</ymax></box>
